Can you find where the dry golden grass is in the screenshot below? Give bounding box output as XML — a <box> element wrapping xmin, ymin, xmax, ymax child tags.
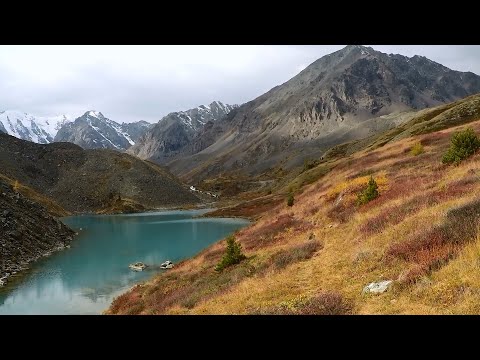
<box><xmin>0</xmin><ymin>173</ymin><xmax>70</xmax><ymax>217</ymax></box>
<box><xmin>96</xmin><ymin>197</ymin><xmax>147</xmax><ymax>214</ymax></box>
<box><xmin>326</xmin><ymin>171</ymin><xmax>388</xmax><ymax>201</ymax></box>
<box><xmin>108</xmin><ymin>118</ymin><xmax>480</xmax><ymax>315</ymax></box>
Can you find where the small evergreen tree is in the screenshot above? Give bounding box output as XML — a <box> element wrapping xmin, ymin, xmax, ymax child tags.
<box><xmin>287</xmin><ymin>193</ymin><xmax>294</xmax><ymax>207</ymax></box>
<box><xmin>357</xmin><ymin>176</ymin><xmax>379</xmax><ymax>205</ymax></box>
<box><xmin>442</xmin><ymin>128</ymin><xmax>480</xmax><ymax>164</ymax></box>
<box><xmin>215</xmin><ymin>235</ymin><xmax>246</xmax><ymax>272</ymax></box>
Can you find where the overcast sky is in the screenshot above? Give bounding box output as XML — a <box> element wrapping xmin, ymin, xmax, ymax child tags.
<box><xmin>1</xmin><ymin>45</ymin><xmax>480</xmax><ymax>123</ymax></box>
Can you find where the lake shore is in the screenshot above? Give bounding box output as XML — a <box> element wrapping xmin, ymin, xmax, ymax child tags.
<box><xmin>0</xmin><ymin>210</ymin><xmax>249</xmax><ymax>314</ymax></box>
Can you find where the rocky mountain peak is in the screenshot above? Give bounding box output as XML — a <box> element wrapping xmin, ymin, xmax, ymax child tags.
<box><xmin>127</xmin><ymin>101</ymin><xmax>237</xmax><ymax>162</ymax></box>
<box><xmin>85</xmin><ymin>110</ymin><xmax>105</xmax><ymax>120</ymax></box>
<box><xmin>0</xmin><ymin>110</ymin><xmax>72</xmax><ymax>144</ymax></box>
<box><xmin>54</xmin><ymin>111</ymin><xmax>151</xmax><ymax>151</ymax></box>
<box><xmin>164</xmin><ymin>46</ymin><xmax>480</xmax><ymax>182</ymax></box>
<box><xmin>341</xmin><ymin>44</ymin><xmax>372</xmax><ymax>54</ymax></box>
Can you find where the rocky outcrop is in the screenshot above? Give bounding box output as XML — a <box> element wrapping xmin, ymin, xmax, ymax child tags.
<box><xmin>0</xmin><ymin>179</ymin><xmax>75</xmax><ymax>285</ymax></box>
<box><xmin>120</xmin><ymin>121</ymin><xmax>151</xmax><ymax>144</ymax></box>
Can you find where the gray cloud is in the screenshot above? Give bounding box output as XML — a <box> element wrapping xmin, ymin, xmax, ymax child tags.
<box><xmin>1</xmin><ymin>45</ymin><xmax>479</xmax><ymax>123</ymax></box>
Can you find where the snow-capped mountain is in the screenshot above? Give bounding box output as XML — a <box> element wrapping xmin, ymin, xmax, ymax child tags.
<box><xmin>54</xmin><ymin>111</ymin><xmax>151</xmax><ymax>150</ymax></box>
<box><xmin>127</xmin><ymin>101</ymin><xmax>237</xmax><ymax>162</ymax></box>
<box><xmin>168</xmin><ymin>101</ymin><xmax>236</xmax><ymax>133</ymax></box>
<box><xmin>0</xmin><ymin>110</ymin><xmax>71</xmax><ymax>144</ymax></box>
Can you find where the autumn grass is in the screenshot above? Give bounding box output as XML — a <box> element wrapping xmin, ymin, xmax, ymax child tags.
<box><xmin>256</xmin><ymin>291</ymin><xmax>353</xmax><ymax>315</ymax></box>
<box><xmin>108</xmin><ymin>118</ymin><xmax>480</xmax><ymax>315</ymax></box>
<box><xmin>0</xmin><ymin>173</ymin><xmax>70</xmax><ymax>217</ymax></box>
<box><xmin>269</xmin><ymin>240</ymin><xmax>323</xmax><ymax>270</ymax></box>
<box><xmin>96</xmin><ymin>197</ymin><xmax>147</xmax><ymax>214</ymax></box>
<box><xmin>202</xmin><ymin>194</ymin><xmax>284</xmax><ymax>220</ymax></box>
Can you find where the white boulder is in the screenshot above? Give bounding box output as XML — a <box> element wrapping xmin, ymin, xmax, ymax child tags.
<box><xmin>362</xmin><ymin>280</ymin><xmax>393</xmax><ymax>294</ymax></box>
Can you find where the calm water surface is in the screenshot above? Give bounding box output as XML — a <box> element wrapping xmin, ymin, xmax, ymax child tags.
<box><xmin>0</xmin><ymin>210</ymin><xmax>249</xmax><ymax>314</ymax></box>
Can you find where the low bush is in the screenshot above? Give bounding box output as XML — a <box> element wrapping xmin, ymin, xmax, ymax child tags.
<box><xmin>272</xmin><ymin>241</ymin><xmax>323</xmax><ymax>269</ymax></box>
<box><xmin>287</xmin><ymin>193</ymin><xmax>294</xmax><ymax>207</ymax></box>
<box><xmin>326</xmin><ymin>202</ymin><xmax>356</xmax><ymax>223</ymax></box>
<box><xmin>410</xmin><ymin>142</ymin><xmax>425</xmax><ymax>156</ymax></box>
<box><xmin>243</xmin><ymin>214</ymin><xmax>307</xmax><ymax>250</ymax></box>
<box><xmin>387</xmin><ymin>199</ymin><xmax>480</xmax><ymax>284</ymax></box>
<box><xmin>299</xmin><ymin>292</ymin><xmax>353</xmax><ymax>315</ymax></box>
<box><xmin>261</xmin><ymin>214</ymin><xmax>297</xmax><ymax>237</ymax></box>
<box><xmin>303</xmin><ymin>159</ymin><xmax>317</xmax><ymax>172</ymax></box>
<box><xmin>307</xmin><ymin>204</ymin><xmax>320</xmax><ymax>216</ymax></box>
<box><xmin>260</xmin><ymin>291</ymin><xmax>353</xmax><ymax>315</ymax></box>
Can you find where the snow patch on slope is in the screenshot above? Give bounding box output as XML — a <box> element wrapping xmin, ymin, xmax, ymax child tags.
<box><xmin>107</xmin><ymin>118</ymin><xmax>135</xmax><ymax>146</ymax></box>
<box><xmin>91</xmin><ymin>124</ymin><xmax>121</xmax><ymax>149</ymax></box>
<box><xmin>0</xmin><ymin>110</ymin><xmax>71</xmax><ymax>143</ymax></box>
<box><xmin>87</xmin><ymin>110</ymin><xmax>103</xmax><ymax>119</ymax></box>
<box><xmin>162</xmin><ymin>101</ymin><xmax>236</xmax><ymax>131</ymax></box>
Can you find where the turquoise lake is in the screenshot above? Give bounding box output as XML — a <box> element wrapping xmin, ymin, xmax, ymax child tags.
<box><xmin>0</xmin><ymin>210</ymin><xmax>249</xmax><ymax>315</ymax></box>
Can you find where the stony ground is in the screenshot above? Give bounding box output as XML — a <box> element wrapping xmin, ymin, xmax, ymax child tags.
<box><xmin>0</xmin><ymin>179</ymin><xmax>75</xmax><ymax>286</ymax></box>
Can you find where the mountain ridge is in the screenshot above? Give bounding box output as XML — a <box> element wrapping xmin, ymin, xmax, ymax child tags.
<box><xmin>162</xmin><ymin>45</ymin><xmax>480</xmax><ymax>182</ymax></box>
<box><xmin>127</xmin><ymin>101</ymin><xmax>237</xmax><ymax>162</ymax></box>
<box><xmin>0</xmin><ymin>110</ymin><xmax>71</xmax><ymax>144</ymax></box>
<box><xmin>54</xmin><ymin>111</ymin><xmax>151</xmax><ymax>150</ymax></box>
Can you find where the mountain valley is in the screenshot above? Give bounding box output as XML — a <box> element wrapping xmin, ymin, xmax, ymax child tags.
<box><xmin>3</xmin><ymin>45</ymin><xmax>480</xmax><ymax>315</ymax></box>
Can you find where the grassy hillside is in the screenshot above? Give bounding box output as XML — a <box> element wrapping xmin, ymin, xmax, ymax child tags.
<box><xmin>108</xmin><ymin>111</ymin><xmax>480</xmax><ymax>315</ymax></box>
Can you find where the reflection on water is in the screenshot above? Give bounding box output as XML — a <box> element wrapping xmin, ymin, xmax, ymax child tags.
<box><xmin>0</xmin><ymin>210</ymin><xmax>249</xmax><ymax>314</ymax></box>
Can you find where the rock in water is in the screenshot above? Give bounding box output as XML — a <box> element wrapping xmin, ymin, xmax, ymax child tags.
<box><xmin>362</xmin><ymin>280</ymin><xmax>393</xmax><ymax>294</ymax></box>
